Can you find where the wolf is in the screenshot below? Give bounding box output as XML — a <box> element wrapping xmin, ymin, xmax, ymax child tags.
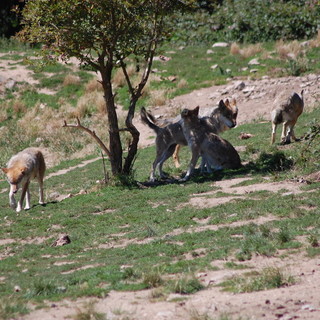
<box><xmin>271</xmin><ymin>90</ymin><xmax>304</xmax><ymax>144</ymax></box>
<box><xmin>2</xmin><ymin>148</ymin><xmax>46</xmax><ymax>212</ymax></box>
<box><xmin>180</xmin><ymin>106</ymin><xmax>241</xmax><ymax>181</ymax></box>
<box><xmin>173</xmin><ymin>98</ymin><xmax>238</xmax><ymax>168</ymax></box>
<box><xmin>140</xmin><ymin>99</ymin><xmax>238</xmax><ymax>181</ymax></box>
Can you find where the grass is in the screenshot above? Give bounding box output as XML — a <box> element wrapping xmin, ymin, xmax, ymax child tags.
<box><xmin>220</xmin><ymin>267</ymin><xmax>295</xmax><ymax>293</ymax></box>
<box><xmin>0</xmin><ymin>38</ymin><xmax>320</xmax><ymax>319</ymax></box>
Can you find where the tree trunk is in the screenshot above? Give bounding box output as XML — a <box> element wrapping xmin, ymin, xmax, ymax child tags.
<box><xmin>123</xmin><ymin>96</ymin><xmax>140</xmax><ymax>175</ymax></box>
<box><xmin>100</xmin><ymin>68</ymin><xmax>123</xmax><ymax>176</ymax></box>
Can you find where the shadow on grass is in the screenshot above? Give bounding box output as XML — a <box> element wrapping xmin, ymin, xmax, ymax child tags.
<box><xmin>138</xmin><ymin>151</ymin><xmax>294</xmax><ymax>187</ymax></box>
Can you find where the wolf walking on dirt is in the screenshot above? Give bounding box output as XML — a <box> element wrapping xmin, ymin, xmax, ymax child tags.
<box><xmin>271</xmin><ymin>90</ymin><xmax>304</xmax><ymax>144</ymax></box>
<box><xmin>2</xmin><ymin>148</ymin><xmax>46</xmax><ymax>212</ymax></box>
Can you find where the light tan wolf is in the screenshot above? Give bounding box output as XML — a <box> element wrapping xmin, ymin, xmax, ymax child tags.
<box><xmin>140</xmin><ymin>99</ymin><xmax>238</xmax><ymax>181</ymax></box>
<box><xmin>180</xmin><ymin>106</ymin><xmax>241</xmax><ymax>181</ymax></box>
<box><xmin>2</xmin><ymin>148</ymin><xmax>46</xmax><ymax>212</ymax></box>
<box><xmin>271</xmin><ymin>90</ymin><xmax>304</xmax><ymax>144</ymax></box>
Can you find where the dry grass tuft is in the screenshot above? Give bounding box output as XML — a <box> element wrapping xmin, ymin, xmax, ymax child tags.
<box><xmin>177</xmin><ymin>78</ymin><xmax>188</xmax><ymax>89</ymax></box>
<box><xmin>12</xmin><ymin>100</ymin><xmax>27</xmax><ymax>114</ymax></box>
<box><xmin>230</xmin><ymin>42</ymin><xmax>241</xmax><ymax>55</ymax></box>
<box><xmin>113</xmin><ymin>65</ymin><xmax>136</xmax><ymax>88</ymax></box>
<box><xmin>73</xmin><ymin>91</ymin><xmax>106</xmax><ymax>118</ymax></box>
<box><xmin>148</xmin><ymin>89</ymin><xmax>168</xmax><ymax>107</ymax></box>
<box><xmin>241</xmin><ymin>43</ymin><xmax>264</xmax><ymax>58</ymax></box>
<box><xmin>85</xmin><ymin>78</ymin><xmax>103</xmax><ymax>93</ymax></box>
<box><xmin>309</xmin><ymin>30</ymin><xmax>320</xmax><ymax>48</ymax></box>
<box><xmin>230</xmin><ymin>42</ymin><xmax>264</xmax><ymax>59</ymax></box>
<box><xmin>276</xmin><ymin>39</ymin><xmax>303</xmax><ymax>60</ymax></box>
<box><xmin>63</xmin><ymin>74</ymin><xmax>81</xmax><ymax>86</ymax></box>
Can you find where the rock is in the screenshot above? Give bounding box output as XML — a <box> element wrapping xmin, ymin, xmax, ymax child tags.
<box><xmin>51</xmin><ymin>234</ymin><xmax>71</xmax><ymax>247</ymax></box>
<box><xmin>248</xmin><ymin>58</ymin><xmax>260</xmax><ymax>65</ymax></box>
<box><xmin>5</xmin><ymin>79</ymin><xmax>16</xmax><ymax>90</ymax></box>
<box><xmin>234</xmin><ymin>81</ymin><xmax>246</xmax><ymax>90</ymax></box>
<box><xmin>239</xmin><ymin>132</ymin><xmax>253</xmax><ymax>139</ymax></box>
<box><xmin>242</xmin><ymin>85</ymin><xmax>255</xmax><ymax>93</ymax></box>
<box><xmin>210</xmin><ymin>64</ymin><xmax>219</xmax><ymax>70</ymax></box>
<box><xmin>155</xmin><ymin>311</ymin><xmax>173</xmax><ymax>319</ymax></box>
<box><xmin>207</xmin><ymin>49</ymin><xmax>214</xmax><ymax>54</ymax></box>
<box><xmin>307</xmin><ymin>74</ymin><xmax>318</xmax><ymax>81</ymax></box>
<box><xmin>212</xmin><ymin>42</ymin><xmax>229</xmax><ymax>48</ymax></box>
<box><xmin>250</xmin><ymin>69</ymin><xmax>259</xmax><ymax>73</ymax></box>
<box><xmin>14</xmin><ymin>285</ymin><xmax>21</xmax><ymax>292</ymax></box>
<box><xmin>300</xmin><ymin>41</ymin><xmax>310</xmax><ymax>47</ymax></box>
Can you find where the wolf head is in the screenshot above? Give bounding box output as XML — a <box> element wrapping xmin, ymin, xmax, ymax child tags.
<box><xmin>212</xmin><ymin>99</ymin><xmax>238</xmax><ymax>129</ymax></box>
<box><xmin>2</xmin><ymin>166</ymin><xmax>27</xmax><ymax>193</ymax></box>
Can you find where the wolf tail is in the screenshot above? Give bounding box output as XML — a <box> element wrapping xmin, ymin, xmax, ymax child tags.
<box><xmin>271</xmin><ymin>108</ymin><xmax>283</xmax><ymax>125</ymax></box>
<box><xmin>140</xmin><ymin>107</ymin><xmax>161</xmax><ymax>133</ymax></box>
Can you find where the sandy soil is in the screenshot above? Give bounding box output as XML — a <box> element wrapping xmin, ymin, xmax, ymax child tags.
<box><xmin>1</xmin><ymin>55</ymin><xmax>320</xmax><ymax>320</ymax></box>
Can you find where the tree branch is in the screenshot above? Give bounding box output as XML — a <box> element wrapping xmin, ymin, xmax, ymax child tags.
<box><xmin>63</xmin><ymin>118</ymin><xmax>111</xmax><ymax>158</ymax></box>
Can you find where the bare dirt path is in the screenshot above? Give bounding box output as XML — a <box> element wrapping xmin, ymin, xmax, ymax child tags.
<box><xmin>135</xmin><ymin>73</ymin><xmax>320</xmax><ymax>149</ymax></box>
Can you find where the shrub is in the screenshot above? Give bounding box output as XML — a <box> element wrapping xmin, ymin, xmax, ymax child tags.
<box><xmin>255</xmin><ymin>151</ymin><xmax>294</xmax><ymax>173</ymax></box>
<box><xmin>212</xmin><ymin>0</ymin><xmax>320</xmax><ymax>43</ymax></box>
<box><xmin>169</xmin><ymin>0</ymin><xmax>320</xmax><ymax>45</ymax></box>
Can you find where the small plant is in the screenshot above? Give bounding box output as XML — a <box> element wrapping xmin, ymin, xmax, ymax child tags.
<box><xmin>255</xmin><ymin>151</ymin><xmax>293</xmax><ymax>172</ymax></box>
<box><xmin>221</xmin><ymin>267</ymin><xmax>294</xmax><ymax>293</ymax></box>
<box><xmin>285</xmin><ymin>57</ymin><xmax>309</xmax><ymax>77</ymax></box>
<box><xmin>142</xmin><ymin>270</ymin><xmax>164</xmax><ymax>289</ymax></box>
<box><xmin>25</xmin><ymin>279</ymin><xmax>65</xmax><ymax>298</ymax></box>
<box><xmin>149</xmin><ymin>287</ymin><xmax>166</xmax><ymax>300</ymax></box>
<box><xmin>168</xmin><ymin>274</ymin><xmax>204</xmax><ymax>294</ymax></box>
<box><xmin>276</xmin><ymin>226</ymin><xmax>292</xmax><ymax>244</ymax></box>
<box><xmin>73</xmin><ymin>301</ymin><xmax>106</xmax><ymax>320</ymax></box>
<box><xmin>121</xmin><ymin>267</ymin><xmax>141</xmax><ymax>281</ymax></box>
<box><xmin>307</xmin><ymin>232</ymin><xmax>320</xmax><ymax>248</ymax></box>
<box><xmin>0</xmin><ymin>297</ymin><xmax>28</xmax><ymax>320</ymax></box>
<box><xmin>189</xmin><ymin>308</ymin><xmax>213</xmax><ymax>320</ymax></box>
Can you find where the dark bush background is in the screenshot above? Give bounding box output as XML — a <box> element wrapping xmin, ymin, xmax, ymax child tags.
<box><xmin>170</xmin><ymin>0</ymin><xmax>320</xmax><ymax>45</ymax></box>
<box><xmin>1</xmin><ymin>0</ymin><xmax>320</xmax><ymax>44</ymax></box>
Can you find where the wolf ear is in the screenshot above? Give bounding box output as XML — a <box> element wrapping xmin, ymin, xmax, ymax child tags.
<box><xmin>1</xmin><ymin>168</ymin><xmax>8</xmax><ymax>174</ymax></box>
<box><xmin>194</xmin><ymin>106</ymin><xmax>200</xmax><ymax>115</ymax></box>
<box><xmin>218</xmin><ymin>100</ymin><xmax>226</xmax><ymax>109</ymax></box>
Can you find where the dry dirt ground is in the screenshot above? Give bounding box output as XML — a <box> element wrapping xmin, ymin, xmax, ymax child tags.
<box><xmin>1</xmin><ymin>57</ymin><xmax>320</xmax><ymax>320</ymax></box>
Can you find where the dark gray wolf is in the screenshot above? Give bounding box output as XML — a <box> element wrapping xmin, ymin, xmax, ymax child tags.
<box><xmin>180</xmin><ymin>106</ymin><xmax>241</xmax><ymax>181</ymax></box>
<box><xmin>140</xmin><ymin>99</ymin><xmax>238</xmax><ymax>181</ymax></box>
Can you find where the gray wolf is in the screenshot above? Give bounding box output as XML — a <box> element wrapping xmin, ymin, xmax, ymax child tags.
<box><xmin>271</xmin><ymin>90</ymin><xmax>304</xmax><ymax>144</ymax></box>
<box><xmin>180</xmin><ymin>106</ymin><xmax>241</xmax><ymax>181</ymax></box>
<box><xmin>140</xmin><ymin>99</ymin><xmax>238</xmax><ymax>181</ymax></box>
<box><xmin>2</xmin><ymin>148</ymin><xmax>46</xmax><ymax>212</ymax></box>
<box><xmin>173</xmin><ymin>98</ymin><xmax>238</xmax><ymax>167</ymax></box>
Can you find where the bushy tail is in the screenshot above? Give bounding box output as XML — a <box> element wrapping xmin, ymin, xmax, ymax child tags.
<box><xmin>140</xmin><ymin>107</ymin><xmax>161</xmax><ymax>133</ymax></box>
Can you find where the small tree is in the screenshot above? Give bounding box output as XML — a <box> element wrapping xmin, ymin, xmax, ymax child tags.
<box><xmin>18</xmin><ymin>0</ymin><xmax>186</xmax><ymax>178</ymax></box>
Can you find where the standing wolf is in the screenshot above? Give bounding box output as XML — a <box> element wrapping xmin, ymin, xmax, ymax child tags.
<box><xmin>2</xmin><ymin>148</ymin><xmax>46</xmax><ymax>212</ymax></box>
<box><xmin>180</xmin><ymin>106</ymin><xmax>241</xmax><ymax>181</ymax></box>
<box><xmin>140</xmin><ymin>99</ymin><xmax>238</xmax><ymax>181</ymax></box>
<box><xmin>271</xmin><ymin>90</ymin><xmax>304</xmax><ymax>144</ymax></box>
